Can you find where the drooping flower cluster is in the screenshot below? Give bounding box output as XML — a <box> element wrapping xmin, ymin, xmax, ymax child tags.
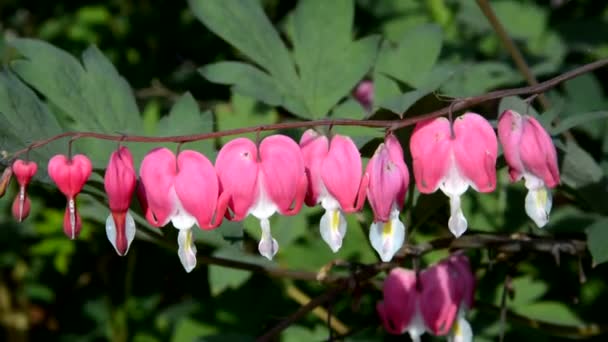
<box><xmin>3</xmin><ymin>109</ymin><xmax>560</xmax><ymax>272</ymax></box>
<box><xmin>377</xmin><ymin>254</ymin><xmax>475</xmax><ymax>342</ymax></box>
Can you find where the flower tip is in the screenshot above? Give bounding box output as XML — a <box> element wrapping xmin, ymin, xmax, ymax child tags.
<box><xmin>319</xmin><ymin>209</ymin><xmax>347</xmax><ymax>253</ymax></box>
<box><xmin>369</xmin><ymin>218</ymin><xmax>405</xmax><ymax>262</ymax></box>
<box><xmin>106</xmin><ymin>212</ymin><xmax>136</xmax><ymax>256</ymax></box>
<box><xmin>448</xmin><ymin>213</ymin><xmax>468</xmax><ymax>238</ymax></box>
<box><xmin>177</xmin><ymin>229</ymin><xmax>197</xmax><ymax>272</ymax></box>
<box><xmin>525</xmin><ymin>187</ymin><xmax>552</xmax><ymax>228</ymax></box>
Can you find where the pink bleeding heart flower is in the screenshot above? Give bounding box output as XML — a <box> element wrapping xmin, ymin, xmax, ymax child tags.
<box><xmin>443</xmin><ymin>254</ymin><xmax>475</xmax><ymax>342</ymax></box>
<box><xmin>48</xmin><ymin>154</ymin><xmax>93</xmax><ymax>239</ymax></box>
<box><xmin>11</xmin><ymin>159</ymin><xmax>37</xmax><ymax>222</ymax></box>
<box><xmin>410</xmin><ymin>113</ymin><xmax>497</xmax><ymax>237</ymax></box>
<box><xmin>300</xmin><ymin>130</ymin><xmax>369</xmax><ymax>253</ymax></box>
<box><xmin>498</xmin><ymin>110</ymin><xmax>560</xmax><ymax>227</ymax></box>
<box><xmin>420</xmin><ymin>261</ymin><xmax>461</xmax><ymax>337</ymax></box>
<box><xmin>139</xmin><ymin>148</ymin><xmax>227</xmax><ymax>272</ymax></box>
<box><xmin>377</xmin><ymin>268</ymin><xmax>425</xmax><ymax>341</ymax></box>
<box><xmin>104</xmin><ymin>147</ymin><xmax>137</xmax><ymax>256</ymax></box>
<box><xmin>365</xmin><ymin>134</ymin><xmax>410</xmax><ymax>261</ymax></box>
<box><xmin>353</xmin><ymin>80</ymin><xmax>374</xmax><ymax>112</ymax></box>
<box><xmin>215</xmin><ymin>135</ymin><xmax>307</xmax><ymax>260</ymax></box>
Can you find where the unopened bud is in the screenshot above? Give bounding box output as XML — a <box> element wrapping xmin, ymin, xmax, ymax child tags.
<box><xmin>0</xmin><ymin>167</ymin><xmax>13</xmax><ymax>198</ymax></box>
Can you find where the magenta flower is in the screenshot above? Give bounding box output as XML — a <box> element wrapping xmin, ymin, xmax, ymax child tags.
<box><xmin>498</xmin><ymin>110</ymin><xmax>560</xmax><ymax>227</ymax></box>
<box><xmin>215</xmin><ymin>135</ymin><xmax>307</xmax><ymax>260</ymax></box>
<box><xmin>376</xmin><ymin>268</ymin><xmax>422</xmax><ymax>338</ymax></box>
<box><xmin>139</xmin><ymin>148</ymin><xmax>227</xmax><ymax>272</ymax></box>
<box><xmin>300</xmin><ymin>130</ymin><xmax>368</xmax><ymax>253</ymax></box>
<box><xmin>11</xmin><ymin>159</ymin><xmax>37</xmax><ymax>222</ymax></box>
<box><xmin>48</xmin><ymin>154</ymin><xmax>93</xmax><ymax>239</ymax></box>
<box><xmin>377</xmin><ymin>256</ymin><xmax>475</xmax><ymax>341</ymax></box>
<box><xmin>410</xmin><ymin>113</ymin><xmax>498</xmax><ymax>237</ymax></box>
<box><xmin>365</xmin><ymin>134</ymin><xmax>410</xmax><ymax>261</ymax></box>
<box><xmin>104</xmin><ymin>147</ymin><xmax>137</xmax><ymax>256</ymax></box>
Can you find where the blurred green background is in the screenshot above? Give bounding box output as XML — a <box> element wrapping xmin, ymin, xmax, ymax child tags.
<box><xmin>1</xmin><ymin>0</ymin><xmax>608</xmax><ymax>341</ymax></box>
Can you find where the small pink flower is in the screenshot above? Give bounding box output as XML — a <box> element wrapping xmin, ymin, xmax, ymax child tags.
<box><xmin>48</xmin><ymin>154</ymin><xmax>93</xmax><ymax>239</ymax></box>
<box><xmin>139</xmin><ymin>148</ymin><xmax>227</xmax><ymax>272</ymax></box>
<box><xmin>11</xmin><ymin>159</ymin><xmax>37</xmax><ymax>222</ymax></box>
<box><xmin>376</xmin><ymin>268</ymin><xmax>420</xmax><ymax>337</ymax></box>
<box><xmin>498</xmin><ymin>110</ymin><xmax>560</xmax><ymax>227</ymax></box>
<box><xmin>410</xmin><ymin>113</ymin><xmax>498</xmax><ymax>237</ymax></box>
<box><xmin>353</xmin><ymin>80</ymin><xmax>374</xmax><ymax>111</ymax></box>
<box><xmin>104</xmin><ymin>147</ymin><xmax>137</xmax><ymax>256</ymax></box>
<box><xmin>365</xmin><ymin>134</ymin><xmax>410</xmax><ymax>261</ymax></box>
<box><xmin>215</xmin><ymin>135</ymin><xmax>307</xmax><ymax>260</ymax></box>
<box><xmin>300</xmin><ymin>130</ymin><xmax>368</xmax><ymax>253</ymax></box>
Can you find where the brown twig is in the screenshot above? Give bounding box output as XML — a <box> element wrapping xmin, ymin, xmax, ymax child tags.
<box><xmin>5</xmin><ymin>58</ymin><xmax>608</xmax><ymax>161</ymax></box>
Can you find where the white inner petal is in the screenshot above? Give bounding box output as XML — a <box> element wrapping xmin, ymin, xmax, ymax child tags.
<box><xmin>448</xmin><ymin>312</ymin><xmax>473</xmax><ymax>342</ymax></box>
<box><xmin>525</xmin><ymin>186</ymin><xmax>552</xmax><ymax>228</ymax></box>
<box><xmin>319</xmin><ymin>208</ymin><xmax>347</xmax><ymax>253</ymax></box>
<box><xmin>248</xmin><ymin>177</ymin><xmax>278</xmax><ymax>220</ymax></box>
<box><xmin>68</xmin><ymin>198</ymin><xmax>76</xmax><ymax>239</ymax></box>
<box><xmin>177</xmin><ymin>229</ymin><xmax>197</xmax><ymax>273</ymax></box>
<box><xmin>104</xmin><ymin>211</ymin><xmax>137</xmax><ymax>256</ymax></box>
<box><xmin>369</xmin><ymin>208</ymin><xmax>405</xmax><ymax>262</ymax></box>
<box><xmin>448</xmin><ymin>194</ymin><xmax>468</xmax><ymax>237</ymax></box>
<box><xmin>170</xmin><ymin>188</ymin><xmax>197</xmax><ymax>230</ymax></box>
<box><xmin>124</xmin><ymin>212</ymin><xmax>136</xmax><ymax>254</ymax></box>
<box><xmin>258</xmin><ymin>218</ymin><xmax>279</xmax><ymax>260</ymax></box>
<box><xmin>105</xmin><ymin>214</ymin><xmax>116</xmax><ymax>252</ymax></box>
<box><xmin>408</xmin><ymin>303</ymin><xmax>427</xmax><ymax>342</ymax></box>
<box><xmin>523</xmin><ymin>172</ymin><xmax>545</xmax><ymax>190</ymax></box>
<box><xmin>440</xmin><ymin>156</ymin><xmax>470</xmax><ymax>198</ymax></box>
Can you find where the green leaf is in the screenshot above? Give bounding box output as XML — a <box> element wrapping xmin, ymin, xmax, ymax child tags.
<box><xmin>188</xmin><ymin>0</ymin><xmax>297</xmax><ymax>88</ymax></box>
<box><xmin>561</xmin><ymin>140</ymin><xmax>603</xmax><ymax>188</ymax></box>
<box><xmin>157</xmin><ymin>92</ymin><xmax>214</xmax><ymax>156</ymax></box>
<box><xmin>512</xmin><ymin>301</ymin><xmax>583</xmax><ymax>326</ymax></box>
<box><xmin>510</xmin><ymin>276</ymin><xmax>548</xmax><ymax>307</ymax></box>
<box><xmin>0</xmin><ymin>71</ymin><xmax>63</xmax><ymax>169</ymax></box>
<box><xmin>284</xmin><ymin>325</ymin><xmax>328</xmax><ymax>342</ymax></box>
<box><xmin>376</xmin><ymin>24</ymin><xmax>443</xmax><ymax>87</ymax></box>
<box><xmin>199</xmin><ymin>62</ymin><xmax>282</xmax><ymax>106</ymax></box>
<box><xmin>552</xmin><ymin>111</ymin><xmax>608</xmax><ymax>135</ymax></box>
<box><xmin>493</xmin><ymin>1</ymin><xmax>547</xmax><ymax>41</ymax></box>
<box><xmin>586</xmin><ymin>217</ymin><xmax>608</xmax><ymax>265</ymax></box>
<box><xmin>215</xmin><ymin>93</ymin><xmax>278</xmax><ymax>145</ymax></box>
<box><xmin>441</xmin><ymin>62</ymin><xmax>518</xmax><ymax>98</ymax></box>
<box><xmin>378</xmin><ymin>64</ymin><xmax>457</xmax><ymax>117</ymax></box>
<box><xmin>208</xmin><ymin>247</ymin><xmax>253</xmax><ymax>296</ymax></box>
<box><xmin>10</xmin><ymin>39</ymin><xmax>142</xmax><ymax>166</ymax></box>
<box><xmin>11</xmin><ymin>39</ymin><xmax>141</xmax><ymax>132</ymax></box>
<box><xmin>171</xmin><ymin>318</ymin><xmax>216</xmax><ymax>342</ymax></box>
<box><xmin>198</xmin><ymin>333</ymin><xmax>253</xmax><ymax>342</ymax></box>
<box><xmin>293</xmin><ymin>0</ymin><xmax>379</xmax><ymax>118</ymax></box>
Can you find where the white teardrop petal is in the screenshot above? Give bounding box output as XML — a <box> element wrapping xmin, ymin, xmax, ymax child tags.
<box><xmin>448</xmin><ymin>315</ymin><xmax>473</xmax><ymax>342</ymax></box>
<box><xmin>319</xmin><ymin>209</ymin><xmax>347</xmax><ymax>253</ymax></box>
<box><xmin>369</xmin><ymin>212</ymin><xmax>405</xmax><ymax>262</ymax></box>
<box><xmin>258</xmin><ymin>218</ymin><xmax>278</xmax><ymax>260</ymax></box>
<box><xmin>177</xmin><ymin>229</ymin><xmax>197</xmax><ymax>273</ymax></box>
<box><xmin>525</xmin><ymin>186</ymin><xmax>552</xmax><ymax>228</ymax></box>
<box><xmin>448</xmin><ymin>195</ymin><xmax>468</xmax><ymax>237</ymax></box>
<box><xmin>105</xmin><ymin>214</ymin><xmax>117</xmax><ymax>252</ymax></box>
<box><xmin>124</xmin><ymin>211</ymin><xmax>136</xmax><ymax>254</ymax></box>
